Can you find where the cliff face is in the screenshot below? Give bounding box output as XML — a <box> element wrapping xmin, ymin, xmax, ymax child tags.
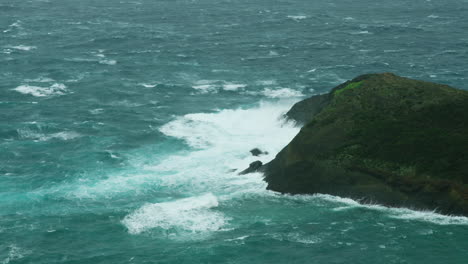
<box><xmin>265</xmin><ymin>73</ymin><xmax>468</xmax><ymax>216</ymax></box>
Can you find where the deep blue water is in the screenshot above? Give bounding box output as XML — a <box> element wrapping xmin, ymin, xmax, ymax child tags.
<box><xmin>1</xmin><ymin>0</ymin><xmax>468</xmax><ymax>263</ymax></box>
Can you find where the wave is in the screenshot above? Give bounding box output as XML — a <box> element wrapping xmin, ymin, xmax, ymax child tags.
<box><xmin>270</xmin><ymin>232</ymin><xmax>321</xmax><ymax>245</ymax></box>
<box><xmin>222</xmin><ymin>83</ymin><xmax>246</xmax><ymax>91</ymax></box>
<box><xmin>287</xmin><ymin>15</ymin><xmax>307</xmax><ymax>21</ymax></box>
<box><xmin>260</xmin><ymin>87</ymin><xmax>304</xmax><ymax>98</ymax></box>
<box><xmin>122</xmin><ymin>193</ymin><xmax>227</xmax><ymax>234</ymax></box>
<box><xmin>7</xmin><ymin>45</ymin><xmax>36</xmax><ymax>51</ymax></box>
<box><xmin>1</xmin><ymin>244</ymin><xmax>31</xmax><ymax>264</ymax></box>
<box><xmin>13</xmin><ymin>83</ymin><xmax>67</xmax><ymax>97</ymax></box>
<box><xmin>139</xmin><ymin>83</ymin><xmax>158</xmax><ymax>88</ymax></box>
<box><xmin>17</xmin><ymin>129</ymin><xmax>80</xmax><ymax>142</ymax></box>
<box><xmin>98</xmin><ymin>59</ymin><xmax>117</xmax><ymax>65</ymax></box>
<box><xmin>27</xmin><ymin>98</ymin><xmax>467</xmax><ymax>234</ymax></box>
<box><xmin>37</xmin><ymin>100</ymin><xmax>298</xmax><ymax>202</ymax></box>
<box><xmin>306</xmin><ymin>194</ymin><xmax>468</xmax><ymax>226</ymax></box>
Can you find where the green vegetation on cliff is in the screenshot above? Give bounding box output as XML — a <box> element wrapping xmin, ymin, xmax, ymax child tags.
<box><xmin>334</xmin><ymin>80</ymin><xmax>363</xmax><ymax>95</ymax></box>
<box><xmin>266</xmin><ymin>73</ymin><xmax>468</xmax><ymax>215</ymax></box>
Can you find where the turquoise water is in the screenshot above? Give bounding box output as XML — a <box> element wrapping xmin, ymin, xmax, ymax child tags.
<box><xmin>1</xmin><ymin>0</ymin><xmax>468</xmax><ymax>263</ymax></box>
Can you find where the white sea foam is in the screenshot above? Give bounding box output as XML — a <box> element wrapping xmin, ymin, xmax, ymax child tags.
<box><xmin>99</xmin><ymin>59</ymin><xmax>117</xmax><ymax>65</ymax></box>
<box><xmin>261</xmin><ymin>87</ymin><xmax>304</xmax><ymax>98</ymax></box>
<box><xmin>287</xmin><ymin>15</ymin><xmax>307</xmax><ymax>21</ymax></box>
<box><xmin>17</xmin><ymin>129</ymin><xmax>80</xmax><ymax>142</ymax></box>
<box><xmin>122</xmin><ymin>193</ymin><xmax>227</xmax><ymax>234</ymax></box>
<box><xmin>34</xmin><ymin>92</ymin><xmax>467</xmax><ymax>231</ymax></box>
<box><xmin>89</xmin><ymin>108</ymin><xmax>104</xmax><ymax>115</ymax></box>
<box><xmin>25</xmin><ymin>77</ymin><xmax>55</xmax><ymax>83</ymax></box>
<box><xmin>52</xmin><ymin>100</ymin><xmax>298</xmax><ymax>202</ymax></box>
<box><xmin>48</xmin><ymin>131</ymin><xmax>81</xmax><ymax>141</ymax></box>
<box><xmin>271</xmin><ymin>232</ymin><xmax>321</xmax><ymax>245</ymax></box>
<box><xmin>191</xmin><ymin>80</ymin><xmax>219</xmax><ymax>93</ymax></box>
<box><xmin>389</xmin><ymin>210</ymin><xmax>468</xmax><ymax>225</ymax></box>
<box><xmin>222</xmin><ymin>83</ymin><xmax>246</xmax><ymax>91</ymax></box>
<box><xmin>159</xmin><ymin>101</ymin><xmax>298</xmax><ymax>150</ymax></box>
<box><xmin>225</xmin><ymin>235</ymin><xmax>250</xmax><ymax>242</ymax></box>
<box><xmin>113</xmin><ymin>101</ymin><xmax>300</xmax><ymax>235</ymax></box>
<box><xmin>191</xmin><ymin>80</ymin><xmax>248</xmax><ymax>93</ymax></box>
<box><xmin>192</xmin><ymin>84</ymin><xmax>217</xmax><ymax>93</ymax></box>
<box><xmin>13</xmin><ymin>83</ymin><xmax>67</xmax><ymax>97</ymax></box>
<box><xmin>3</xmin><ymin>20</ymin><xmax>22</xmax><ymax>33</ymax></box>
<box><xmin>268</xmin><ymin>50</ymin><xmax>279</xmax><ymax>56</ymax></box>
<box><xmin>256</xmin><ymin>80</ymin><xmax>277</xmax><ymax>86</ymax></box>
<box><xmin>1</xmin><ymin>245</ymin><xmax>31</xmax><ymax>264</ymax></box>
<box><xmin>350</xmin><ymin>30</ymin><xmax>371</xmax><ymax>35</ymax></box>
<box><xmin>139</xmin><ymin>83</ymin><xmax>158</xmax><ymax>88</ymax></box>
<box><xmin>313</xmin><ymin>194</ymin><xmax>468</xmax><ymax>225</ymax></box>
<box><xmin>8</xmin><ymin>45</ymin><xmax>36</xmax><ymax>51</ymax></box>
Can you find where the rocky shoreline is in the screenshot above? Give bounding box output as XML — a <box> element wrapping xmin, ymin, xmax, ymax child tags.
<box><xmin>246</xmin><ymin>73</ymin><xmax>468</xmax><ymax>216</ymax></box>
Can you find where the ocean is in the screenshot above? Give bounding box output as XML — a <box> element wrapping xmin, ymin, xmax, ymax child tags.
<box><xmin>1</xmin><ymin>0</ymin><xmax>468</xmax><ymax>263</ymax></box>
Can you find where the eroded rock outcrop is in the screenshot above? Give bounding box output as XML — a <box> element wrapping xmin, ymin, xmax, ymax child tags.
<box><xmin>264</xmin><ymin>73</ymin><xmax>468</xmax><ymax>216</ymax></box>
<box><xmin>239</xmin><ymin>160</ymin><xmax>263</xmax><ymax>175</ymax></box>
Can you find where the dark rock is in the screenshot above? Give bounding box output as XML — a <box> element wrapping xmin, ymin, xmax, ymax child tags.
<box><xmin>250</xmin><ymin>148</ymin><xmax>268</xmax><ymax>156</ymax></box>
<box><xmin>239</xmin><ymin>160</ymin><xmax>263</xmax><ymax>175</ymax></box>
<box><xmin>285</xmin><ymin>93</ymin><xmax>331</xmax><ymax>125</ymax></box>
<box><xmin>264</xmin><ymin>73</ymin><xmax>468</xmax><ymax>216</ymax></box>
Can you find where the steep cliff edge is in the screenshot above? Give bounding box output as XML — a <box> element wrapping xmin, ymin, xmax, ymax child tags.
<box><xmin>265</xmin><ymin>73</ymin><xmax>468</xmax><ymax>216</ymax></box>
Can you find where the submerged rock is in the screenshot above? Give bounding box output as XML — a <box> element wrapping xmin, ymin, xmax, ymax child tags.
<box><xmin>250</xmin><ymin>148</ymin><xmax>268</xmax><ymax>156</ymax></box>
<box><xmin>239</xmin><ymin>160</ymin><xmax>263</xmax><ymax>175</ymax></box>
<box><xmin>264</xmin><ymin>73</ymin><xmax>468</xmax><ymax>216</ymax></box>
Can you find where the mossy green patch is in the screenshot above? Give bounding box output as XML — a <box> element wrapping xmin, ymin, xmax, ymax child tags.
<box><xmin>334</xmin><ymin>80</ymin><xmax>363</xmax><ymax>95</ymax></box>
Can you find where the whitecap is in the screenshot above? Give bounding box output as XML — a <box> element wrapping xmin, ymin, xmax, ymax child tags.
<box><xmin>350</xmin><ymin>30</ymin><xmax>371</xmax><ymax>35</ymax></box>
<box><xmin>99</xmin><ymin>59</ymin><xmax>117</xmax><ymax>65</ymax></box>
<box><xmin>89</xmin><ymin>108</ymin><xmax>104</xmax><ymax>115</ymax></box>
<box><xmin>225</xmin><ymin>235</ymin><xmax>250</xmax><ymax>242</ymax></box>
<box><xmin>1</xmin><ymin>245</ymin><xmax>31</xmax><ymax>264</ymax></box>
<box><xmin>192</xmin><ymin>84</ymin><xmax>217</xmax><ymax>93</ymax></box>
<box><xmin>389</xmin><ymin>210</ymin><xmax>468</xmax><ymax>225</ymax></box>
<box><xmin>17</xmin><ymin>129</ymin><xmax>80</xmax><ymax>142</ymax></box>
<box><xmin>270</xmin><ymin>232</ymin><xmax>321</xmax><ymax>245</ymax></box>
<box><xmin>25</xmin><ymin>77</ymin><xmax>55</xmax><ymax>83</ymax></box>
<box><xmin>287</xmin><ymin>15</ymin><xmax>307</xmax><ymax>21</ymax></box>
<box><xmin>222</xmin><ymin>83</ymin><xmax>246</xmax><ymax>91</ymax></box>
<box><xmin>256</xmin><ymin>80</ymin><xmax>277</xmax><ymax>86</ymax></box>
<box><xmin>3</xmin><ymin>20</ymin><xmax>22</xmax><ymax>33</ymax></box>
<box><xmin>191</xmin><ymin>80</ymin><xmax>220</xmax><ymax>93</ymax></box>
<box><xmin>268</xmin><ymin>50</ymin><xmax>279</xmax><ymax>56</ymax></box>
<box><xmin>122</xmin><ymin>193</ymin><xmax>227</xmax><ymax>234</ymax></box>
<box><xmin>13</xmin><ymin>83</ymin><xmax>67</xmax><ymax>97</ymax></box>
<box><xmin>139</xmin><ymin>83</ymin><xmax>158</xmax><ymax>88</ymax></box>
<box><xmin>261</xmin><ymin>87</ymin><xmax>304</xmax><ymax>98</ymax></box>
<box><xmin>312</xmin><ymin>194</ymin><xmax>468</xmax><ymax>225</ymax></box>
<box><xmin>9</xmin><ymin>45</ymin><xmax>36</xmax><ymax>51</ymax></box>
<box><xmin>48</xmin><ymin>131</ymin><xmax>81</xmax><ymax>141</ymax></box>
<box><xmin>58</xmin><ymin>101</ymin><xmax>299</xmax><ymax>200</ymax></box>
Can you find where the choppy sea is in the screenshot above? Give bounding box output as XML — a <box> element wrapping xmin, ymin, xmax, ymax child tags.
<box><xmin>1</xmin><ymin>0</ymin><xmax>468</xmax><ymax>263</ymax></box>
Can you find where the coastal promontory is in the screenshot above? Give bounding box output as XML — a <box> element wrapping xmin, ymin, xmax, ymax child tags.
<box><xmin>264</xmin><ymin>73</ymin><xmax>468</xmax><ymax>216</ymax></box>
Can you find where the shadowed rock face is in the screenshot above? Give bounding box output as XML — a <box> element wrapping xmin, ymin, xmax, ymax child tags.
<box><xmin>264</xmin><ymin>73</ymin><xmax>468</xmax><ymax>216</ymax></box>
<box><xmin>239</xmin><ymin>161</ymin><xmax>263</xmax><ymax>175</ymax></box>
<box><xmin>250</xmin><ymin>148</ymin><xmax>268</xmax><ymax>156</ymax></box>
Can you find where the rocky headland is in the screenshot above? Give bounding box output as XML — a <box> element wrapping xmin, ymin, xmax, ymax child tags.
<box><xmin>261</xmin><ymin>73</ymin><xmax>468</xmax><ymax>216</ymax></box>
